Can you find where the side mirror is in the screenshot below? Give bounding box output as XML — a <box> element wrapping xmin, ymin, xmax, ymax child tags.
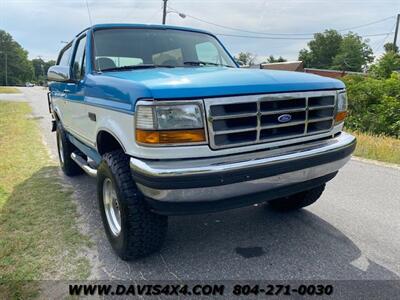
<box><xmin>47</xmin><ymin>65</ymin><xmax>72</xmax><ymax>82</ymax></box>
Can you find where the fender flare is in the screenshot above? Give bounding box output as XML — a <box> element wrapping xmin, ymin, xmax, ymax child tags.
<box><xmin>95</xmin><ymin>127</ymin><xmax>127</xmax><ymax>153</ymax></box>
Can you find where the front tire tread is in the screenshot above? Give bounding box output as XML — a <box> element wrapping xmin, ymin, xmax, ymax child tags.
<box><xmin>98</xmin><ymin>150</ymin><xmax>167</xmax><ymax>260</ymax></box>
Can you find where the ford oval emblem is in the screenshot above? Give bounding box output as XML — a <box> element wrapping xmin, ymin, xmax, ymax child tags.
<box><xmin>277</xmin><ymin>114</ymin><xmax>292</xmax><ymax>123</ymax></box>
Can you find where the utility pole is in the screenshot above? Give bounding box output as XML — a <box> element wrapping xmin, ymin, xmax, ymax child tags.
<box><xmin>162</xmin><ymin>0</ymin><xmax>167</xmax><ymax>24</ymax></box>
<box><xmin>394</xmin><ymin>14</ymin><xmax>400</xmax><ymax>49</ymax></box>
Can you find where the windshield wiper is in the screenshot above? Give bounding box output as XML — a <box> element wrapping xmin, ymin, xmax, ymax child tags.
<box><xmin>183</xmin><ymin>61</ymin><xmax>234</xmax><ymax>68</ymax></box>
<box><xmin>100</xmin><ymin>64</ymin><xmax>175</xmax><ymax>72</ymax></box>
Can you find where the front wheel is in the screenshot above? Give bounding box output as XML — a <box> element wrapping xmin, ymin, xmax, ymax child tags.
<box><xmin>97</xmin><ymin>150</ymin><xmax>167</xmax><ymax>260</ymax></box>
<box><xmin>267</xmin><ymin>184</ymin><xmax>326</xmax><ymax>211</ymax></box>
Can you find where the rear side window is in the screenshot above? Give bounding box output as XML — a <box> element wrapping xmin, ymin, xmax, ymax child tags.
<box><xmin>196</xmin><ymin>42</ymin><xmax>220</xmax><ymax>64</ymax></box>
<box><xmin>58</xmin><ymin>45</ymin><xmax>72</xmax><ymax>66</ymax></box>
<box><xmin>72</xmin><ymin>36</ymin><xmax>86</xmax><ymax>80</ymax></box>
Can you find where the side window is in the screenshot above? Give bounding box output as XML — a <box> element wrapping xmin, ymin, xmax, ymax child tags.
<box><xmin>195</xmin><ymin>42</ymin><xmax>221</xmax><ymax>64</ymax></box>
<box><xmin>58</xmin><ymin>45</ymin><xmax>72</xmax><ymax>66</ymax></box>
<box><xmin>72</xmin><ymin>36</ymin><xmax>86</xmax><ymax>80</ymax></box>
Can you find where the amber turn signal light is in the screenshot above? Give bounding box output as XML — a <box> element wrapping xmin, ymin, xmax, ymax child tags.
<box><xmin>335</xmin><ymin>111</ymin><xmax>348</xmax><ymax>123</ymax></box>
<box><xmin>136</xmin><ymin>129</ymin><xmax>206</xmax><ymax>144</ymax></box>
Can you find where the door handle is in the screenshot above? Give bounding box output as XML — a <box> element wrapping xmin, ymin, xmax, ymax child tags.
<box><xmin>88</xmin><ymin>112</ymin><xmax>96</xmax><ymax>122</ymax></box>
<box><xmin>63</xmin><ymin>89</ymin><xmax>70</xmax><ymax>94</ymax></box>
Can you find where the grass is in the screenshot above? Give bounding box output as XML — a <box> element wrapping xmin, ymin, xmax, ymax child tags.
<box><xmin>0</xmin><ymin>102</ymin><xmax>92</xmax><ymax>299</ymax></box>
<box><xmin>350</xmin><ymin>131</ymin><xmax>400</xmax><ymax>165</ymax></box>
<box><xmin>0</xmin><ymin>87</ymin><xmax>21</xmax><ymax>94</ymax></box>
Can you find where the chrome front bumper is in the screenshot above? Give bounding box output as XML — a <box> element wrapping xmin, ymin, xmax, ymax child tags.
<box><xmin>130</xmin><ymin>132</ymin><xmax>356</xmax><ymax>206</ymax></box>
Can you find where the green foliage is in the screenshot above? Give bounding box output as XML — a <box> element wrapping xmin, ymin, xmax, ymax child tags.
<box><xmin>367</xmin><ymin>41</ymin><xmax>400</xmax><ymax>79</ymax></box>
<box><xmin>0</xmin><ymin>29</ymin><xmax>56</xmax><ymax>86</ymax></box>
<box><xmin>235</xmin><ymin>52</ymin><xmax>257</xmax><ymax>66</ymax></box>
<box><xmin>369</xmin><ymin>51</ymin><xmax>400</xmax><ymax>79</ymax></box>
<box><xmin>299</xmin><ymin>30</ymin><xmax>373</xmax><ymax>72</ymax></box>
<box><xmin>299</xmin><ymin>29</ymin><xmax>343</xmax><ymax>69</ymax></box>
<box><xmin>0</xmin><ymin>29</ymin><xmax>34</xmax><ymax>85</ymax></box>
<box><xmin>342</xmin><ymin>73</ymin><xmax>400</xmax><ymax>137</ymax></box>
<box><xmin>332</xmin><ymin>33</ymin><xmax>373</xmax><ymax>72</ymax></box>
<box><xmin>31</xmin><ymin>58</ymin><xmax>56</xmax><ymax>84</ymax></box>
<box><xmin>266</xmin><ymin>55</ymin><xmax>287</xmax><ymax>63</ymax></box>
<box><xmin>383</xmin><ymin>42</ymin><xmax>398</xmax><ymax>53</ymax></box>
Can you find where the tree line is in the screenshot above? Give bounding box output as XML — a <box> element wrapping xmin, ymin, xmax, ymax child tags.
<box><xmin>0</xmin><ymin>29</ymin><xmax>55</xmax><ymax>86</ymax></box>
<box><xmin>235</xmin><ymin>29</ymin><xmax>400</xmax><ymax>79</ymax></box>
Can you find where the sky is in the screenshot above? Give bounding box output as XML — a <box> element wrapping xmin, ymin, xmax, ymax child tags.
<box><xmin>1</xmin><ymin>0</ymin><xmax>399</xmax><ymax>62</ymax></box>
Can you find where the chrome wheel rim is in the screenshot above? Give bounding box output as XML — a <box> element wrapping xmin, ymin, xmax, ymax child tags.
<box><xmin>102</xmin><ymin>178</ymin><xmax>122</xmax><ymax>236</ymax></box>
<box><xmin>57</xmin><ymin>133</ymin><xmax>64</xmax><ymax>164</ymax></box>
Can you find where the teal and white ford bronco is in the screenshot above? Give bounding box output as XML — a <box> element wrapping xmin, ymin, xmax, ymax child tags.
<box><xmin>47</xmin><ymin>24</ymin><xmax>356</xmax><ymax>260</ymax></box>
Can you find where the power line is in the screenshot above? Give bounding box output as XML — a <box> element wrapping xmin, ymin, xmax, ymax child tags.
<box><xmin>216</xmin><ymin>32</ymin><xmax>395</xmax><ymax>40</ymax></box>
<box><xmin>374</xmin><ymin>32</ymin><xmax>393</xmax><ymax>53</ymax></box>
<box><xmin>84</xmin><ymin>0</ymin><xmax>93</xmax><ymax>26</ymax></box>
<box><xmin>144</xmin><ymin>4</ymin><xmax>163</xmax><ymax>23</ymax></box>
<box><xmin>168</xmin><ymin>6</ymin><xmax>395</xmax><ymax>37</ymax></box>
<box><xmin>363</xmin><ymin>32</ymin><xmax>396</xmax><ymax>37</ymax></box>
<box><xmin>337</xmin><ymin>15</ymin><xmax>395</xmax><ymax>32</ymax></box>
<box><xmin>215</xmin><ymin>33</ymin><xmax>309</xmax><ymax>40</ymax></box>
<box><xmin>372</xmin><ymin>23</ymin><xmax>396</xmax><ymax>54</ymax></box>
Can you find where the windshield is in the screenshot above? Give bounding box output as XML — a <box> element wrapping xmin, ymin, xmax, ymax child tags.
<box><xmin>92</xmin><ymin>28</ymin><xmax>237</xmax><ymax>71</ymax></box>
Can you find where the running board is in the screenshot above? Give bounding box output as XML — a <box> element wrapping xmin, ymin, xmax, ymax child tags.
<box><xmin>71</xmin><ymin>152</ymin><xmax>97</xmax><ymax>177</ymax></box>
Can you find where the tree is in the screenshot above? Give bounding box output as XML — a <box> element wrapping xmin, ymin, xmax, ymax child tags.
<box><xmin>235</xmin><ymin>52</ymin><xmax>257</xmax><ymax>66</ymax></box>
<box><xmin>332</xmin><ymin>33</ymin><xmax>374</xmax><ymax>72</ymax></box>
<box><xmin>298</xmin><ymin>29</ymin><xmax>343</xmax><ymax>68</ymax></box>
<box><xmin>31</xmin><ymin>58</ymin><xmax>56</xmax><ymax>84</ymax></box>
<box><xmin>32</xmin><ymin>58</ymin><xmax>46</xmax><ymax>80</ymax></box>
<box><xmin>383</xmin><ymin>42</ymin><xmax>398</xmax><ymax>53</ymax></box>
<box><xmin>0</xmin><ymin>29</ymin><xmax>33</xmax><ymax>85</ymax></box>
<box><xmin>299</xmin><ymin>30</ymin><xmax>373</xmax><ymax>72</ymax></box>
<box><xmin>369</xmin><ymin>49</ymin><xmax>400</xmax><ymax>79</ymax></box>
<box><xmin>266</xmin><ymin>55</ymin><xmax>287</xmax><ymax>63</ymax></box>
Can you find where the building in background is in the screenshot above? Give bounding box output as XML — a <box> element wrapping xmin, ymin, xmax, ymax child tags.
<box><xmin>260</xmin><ymin>61</ymin><xmax>304</xmax><ymax>72</ymax></box>
<box><xmin>259</xmin><ymin>61</ymin><xmax>365</xmax><ymax>78</ymax></box>
<box><xmin>303</xmin><ymin>68</ymin><xmax>365</xmax><ymax>78</ymax></box>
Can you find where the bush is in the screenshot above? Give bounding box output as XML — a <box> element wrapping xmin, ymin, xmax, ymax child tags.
<box><xmin>342</xmin><ymin>73</ymin><xmax>400</xmax><ymax>138</ymax></box>
<box><xmin>369</xmin><ymin>50</ymin><xmax>400</xmax><ymax>79</ymax></box>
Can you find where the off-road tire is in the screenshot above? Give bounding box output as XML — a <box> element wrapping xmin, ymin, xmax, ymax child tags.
<box><xmin>268</xmin><ymin>184</ymin><xmax>326</xmax><ymax>211</ymax></box>
<box><xmin>56</xmin><ymin>122</ymin><xmax>84</xmax><ymax>176</ymax></box>
<box><xmin>97</xmin><ymin>150</ymin><xmax>167</xmax><ymax>260</ymax></box>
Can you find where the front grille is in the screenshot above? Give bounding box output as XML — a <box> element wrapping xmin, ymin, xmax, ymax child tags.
<box><xmin>205</xmin><ymin>91</ymin><xmax>337</xmax><ymax>149</ymax></box>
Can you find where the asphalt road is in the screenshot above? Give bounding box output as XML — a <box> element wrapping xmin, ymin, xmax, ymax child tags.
<box><xmin>7</xmin><ymin>87</ymin><xmax>400</xmax><ymax>281</ymax></box>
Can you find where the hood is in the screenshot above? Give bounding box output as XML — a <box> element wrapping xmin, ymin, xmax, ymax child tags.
<box><xmin>103</xmin><ymin>67</ymin><xmax>345</xmax><ymax>99</ymax></box>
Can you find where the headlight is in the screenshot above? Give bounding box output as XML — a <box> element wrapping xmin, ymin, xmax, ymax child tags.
<box><xmin>135</xmin><ymin>101</ymin><xmax>206</xmax><ymax>145</ymax></box>
<box><xmin>335</xmin><ymin>91</ymin><xmax>348</xmax><ymax>123</ymax></box>
<box><xmin>156</xmin><ymin>105</ymin><xmax>203</xmax><ymax>129</ymax></box>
